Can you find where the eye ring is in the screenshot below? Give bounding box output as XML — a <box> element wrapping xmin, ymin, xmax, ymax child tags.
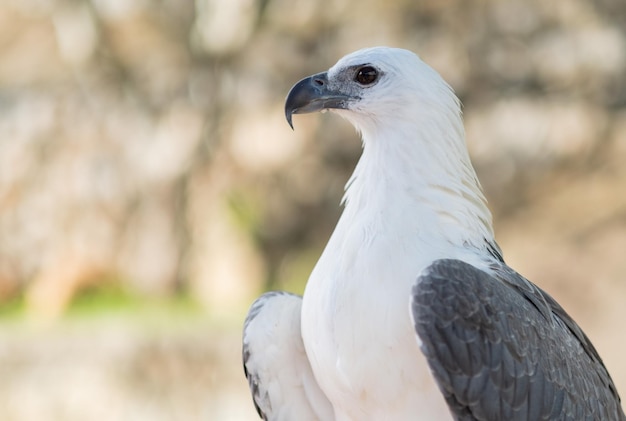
<box><xmin>354</xmin><ymin>66</ymin><xmax>379</xmax><ymax>86</ymax></box>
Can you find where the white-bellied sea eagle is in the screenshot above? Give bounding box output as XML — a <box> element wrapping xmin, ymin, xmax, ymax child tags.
<box><xmin>242</xmin><ymin>47</ymin><xmax>625</xmax><ymax>421</ymax></box>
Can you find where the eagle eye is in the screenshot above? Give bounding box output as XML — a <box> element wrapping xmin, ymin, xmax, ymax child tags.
<box><xmin>354</xmin><ymin>66</ymin><xmax>378</xmax><ymax>86</ymax></box>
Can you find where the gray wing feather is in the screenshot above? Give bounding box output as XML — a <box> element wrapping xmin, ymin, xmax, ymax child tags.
<box><xmin>412</xmin><ymin>259</ymin><xmax>625</xmax><ymax>421</ymax></box>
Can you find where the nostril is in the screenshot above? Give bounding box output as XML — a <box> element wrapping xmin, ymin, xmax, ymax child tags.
<box><xmin>313</xmin><ymin>78</ymin><xmax>324</xmax><ymax>86</ymax></box>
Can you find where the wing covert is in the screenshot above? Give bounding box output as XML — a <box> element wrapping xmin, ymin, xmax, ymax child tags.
<box><xmin>411</xmin><ymin>259</ymin><xmax>625</xmax><ymax>421</ymax></box>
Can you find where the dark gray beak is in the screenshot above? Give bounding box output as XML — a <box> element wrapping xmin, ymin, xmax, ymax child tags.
<box><xmin>284</xmin><ymin>72</ymin><xmax>355</xmax><ymax>129</ymax></box>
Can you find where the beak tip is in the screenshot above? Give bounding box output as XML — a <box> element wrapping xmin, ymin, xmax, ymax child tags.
<box><xmin>285</xmin><ymin>110</ymin><xmax>295</xmax><ymax>130</ymax></box>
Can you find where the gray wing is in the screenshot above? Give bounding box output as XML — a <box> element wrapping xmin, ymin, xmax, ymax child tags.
<box><xmin>411</xmin><ymin>259</ymin><xmax>625</xmax><ymax>421</ymax></box>
<box><xmin>242</xmin><ymin>291</ymin><xmax>334</xmax><ymax>421</ymax></box>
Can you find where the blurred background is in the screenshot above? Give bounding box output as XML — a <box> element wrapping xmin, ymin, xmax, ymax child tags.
<box><xmin>0</xmin><ymin>0</ymin><xmax>625</xmax><ymax>419</ymax></box>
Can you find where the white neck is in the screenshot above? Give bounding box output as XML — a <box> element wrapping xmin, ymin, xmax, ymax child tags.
<box><xmin>340</xmin><ymin>113</ymin><xmax>495</xmax><ymax>253</ymax></box>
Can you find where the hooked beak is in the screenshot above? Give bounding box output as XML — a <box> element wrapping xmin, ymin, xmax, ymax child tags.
<box><xmin>284</xmin><ymin>72</ymin><xmax>356</xmax><ymax>129</ymax></box>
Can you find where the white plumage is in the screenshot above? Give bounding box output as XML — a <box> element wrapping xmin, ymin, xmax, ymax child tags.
<box><xmin>243</xmin><ymin>292</ymin><xmax>333</xmax><ymax>420</ymax></box>
<box><xmin>242</xmin><ymin>47</ymin><xmax>624</xmax><ymax>421</ymax></box>
<box><xmin>295</xmin><ymin>49</ymin><xmax>485</xmax><ymax>420</ymax></box>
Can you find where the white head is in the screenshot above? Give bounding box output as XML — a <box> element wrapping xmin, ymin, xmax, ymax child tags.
<box><xmin>285</xmin><ymin>47</ymin><xmax>497</xmax><ymax>252</ymax></box>
<box><xmin>286</xmin><ymin>47</ymin><xmax>462</xmax><ymax>143</ymax></box>
<box><xmin>332</xmin><ymin>48</ymin><xmax>461</xmax><ymax>136</ymax></box>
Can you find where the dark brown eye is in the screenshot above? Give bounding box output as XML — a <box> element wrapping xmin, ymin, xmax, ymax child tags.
<box><xmin>355</xmin><ymin>66</ymin><xmax>378</xmax><ymax>85</ymax></box>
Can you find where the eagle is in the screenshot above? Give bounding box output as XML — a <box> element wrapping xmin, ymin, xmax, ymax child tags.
<box><xmin>242</xmin><ymin>47</ymin><xmax>625</xmax><ymax>420</ymax></box>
